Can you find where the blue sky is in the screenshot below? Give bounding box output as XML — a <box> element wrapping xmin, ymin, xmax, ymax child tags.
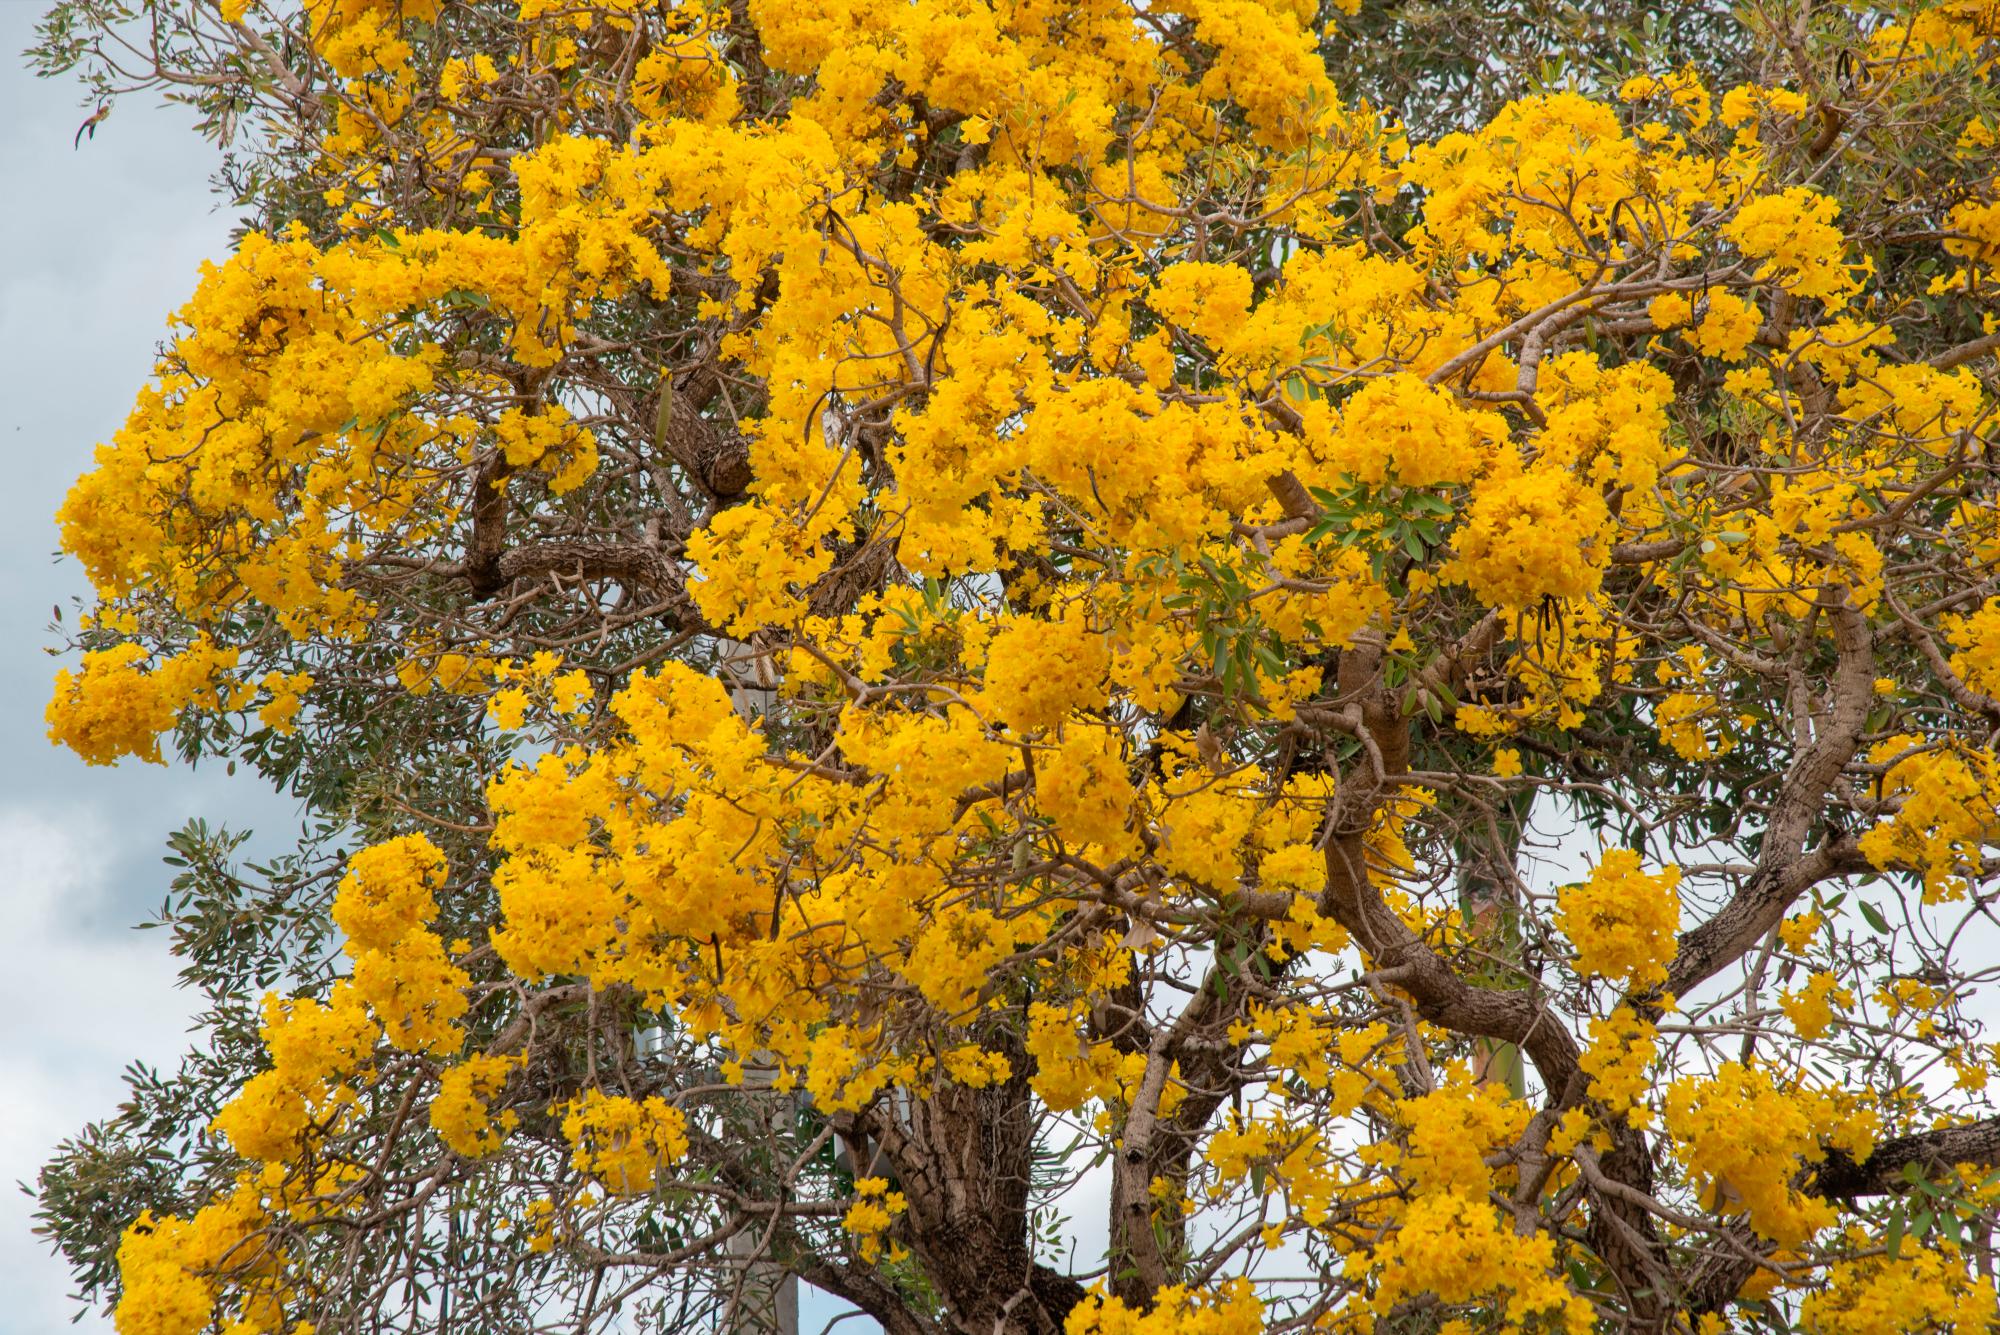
<box><xmin>1</xmin><ymin>5</ymin><xmax>296</xmax><ymax>1325</ymax></box>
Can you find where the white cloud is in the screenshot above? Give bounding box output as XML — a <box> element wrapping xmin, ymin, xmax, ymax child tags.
<box><xmin>0</xmin><ymin>806</ymin><xmax>198</xmax><ymax>1334</ymax></box>
<box><xmin>0</xmin><ymin>17</ymin><xmax>243</xmax><ymax>1324</ymax></box>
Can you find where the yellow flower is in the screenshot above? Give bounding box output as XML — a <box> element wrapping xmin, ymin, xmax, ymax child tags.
<box><xmin>431</xmin><ymin>1054</ymin><xmax>524</xmax><ymax>1157</ymax></box>
<box><xmin>1555</xmin><ymin>849</ymin><xmax>1681</xmax><ymax>987</ymax></box>
<box><xmin>562</xmin><ymin>1091</ymin><xmax>690</xmax><ymax>1194</ymax></box>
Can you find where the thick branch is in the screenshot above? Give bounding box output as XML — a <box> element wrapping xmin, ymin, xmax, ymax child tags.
<box><xmin>493</xmin><ymin>539</ymin><xmax>712</xmax><ymax>631</ymax></box>
<box><xmin>1689</xmin><ymin>1116</ymin><xmax>2000</xmax><ymax>1316</ymax></box>
<box><xmin>1667</xmin><ymin>598</ymin><xmax>1874</xmax><ymax>997</ymax></box>
<box><xmin>1932</xmin><ymin>330</ymin><xmax>2000</xmax><ymax>371</ymax></box>
<box><xmin>1811</xmin><ymin>1116</ymin><xmax>2000</xmax><ymax>1200</ymax></box>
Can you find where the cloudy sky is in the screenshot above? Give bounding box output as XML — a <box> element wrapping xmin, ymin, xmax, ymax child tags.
<box><xmin>1</xmin><ymin>5</ymin><xmax>297</xmax><ymax>1326</ymax></box>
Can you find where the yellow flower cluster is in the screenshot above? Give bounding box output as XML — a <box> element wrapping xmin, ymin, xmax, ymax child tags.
<box><xmin>1338</xmin><ymin>1072</ymin><xmax>1594</xmax><ymax>1331</ymax></box>
<box><xmin>490</xmin><ymin>404</ymin><xmax>599</xmax><ymax>495</ymax></box>
<box><xmin>429</xmin><ymin>1053</ymin><xmax>523</xmax><ymax>1158</ymax></box>
<box><xmin>561</xmin><ymin>1090</ymin><xmax>691</xmax><ymax>1194</ymax></box>
<box><xmin>1779</xmin><ymin>972</ymin><xmax>1854</xmax><ymax>1042</ymax></box>
<box><xmin>1393</xmin><ymin>1079</ymin><xmax>1530</xmax><ymax>1196</ymax></box>
<box><xmin>1449</xmin><ymin>466</ymin><xmax>1611</xmax><ymax>610</ymax></box>
<box><xmin>305</xmin><ymin>0</ymin><xmax>439</xmax><ymax>77</ymax></box>
<box><xmin>1036</xmin><ymin>727</ymin><xmax>1141</xmax><ymax>858</ymax></box>
<box><xmin>46</xmin><ymin>639</ymin><xmax>240</xmax><ymax>765</ymax></box>
<box><xmin>208</xmin><ymin>837</ymin><xmax>474</xmax><ymax>1175</ymax></box>
<box><xmin>980</xmin><ymin>606</ymin><xmax>1111</xmax><ymax>734</ymax></box>
<box><xmin>332</xmin><ymin>835</ymin><xmax>470</xmax><ymax>1053</ymax></box>
<box><xmin>1322</xmin><ymin>373</ymin><xmax>1504</xmax><ymax>489</ymax></box>
<box><xmin>1026</xmin><ymin>1001</ymin><xmax>1140</xmax><ymax>1113</ymax></box>
<box><xmin>1662</xmin><ymin>1063</ymin><xmax>1874</xmax><ymax>1246</ymax></box>
<box><xmin>1578</xmin><ymin>1005</ymin><xmax>1660</xmax><ymax>1126</ymax></box>
<box><xmin>1554</xmin><ymin>850</ymin><xmax>1682</xmax><ymax>987</ymax></box>
<box><xmin>1723</xmin><ymin>187</ymin><xmax>1862</xmax><ymax>308</ymax></box>
<box><xmin>1947</xmin><ymin>598</ymin><xmax>2000</xmax><ymax>697</ymax></box>
<box><xmin>255</xmin><ymin>671</ymin><xmax>314</xmax><ymax>734</ymax></box>
<box><xmin>840</xmin><ymin>1177</ymin><xmax>909</xmax><ymax>1262</ymax></box>
<box><xmin>211</xmin><ymin>989</ymin><xmax>375</xmax><ymax>1163</ymax></box>
<box><xmin>1065</xmin><ymin>1279</ymin><xmax>1264</xmax><ymax>1335</ymax></box>
<box><xmin>1648</xmin><ymin>290</ymin><xmax>1760</xmax><ymax>361</ymax></box>
<box><xmin>1857</xmin><ymin>736</ymin><xmax>2000</xmax><ymax>902</ymax></box>
<box><xmin>1363</xmin><ymin>1191</ymin><xmax>1593</xmax><ymax>1334</ymax></box>
<box><xmin>1205</xmin><ymin>1112</ymin><xmax>1340</xmax><ymax>1223</ymax></box>
<box><xmin>1618</xmin><ymin>68</ymin><xmax>1712</xmax><ymax>129</ymax></box>
<box><xmin>113</xmin><ymin>1183</ymin><xmax>279</xmax><ymax>1335</ymax></box>
<box><xmin>1802</xmin><ymin>1250</ymin><xmax>2000</xmax><ymax>1335</ymax></box>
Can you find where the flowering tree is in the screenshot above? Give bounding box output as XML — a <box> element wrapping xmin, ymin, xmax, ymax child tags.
<box><xmin>29</xmin><ymin>0</ymin><xmax>2000</xmax><ymax>1332</ymax></box>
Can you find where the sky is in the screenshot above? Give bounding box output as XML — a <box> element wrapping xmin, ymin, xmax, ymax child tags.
<box><xmin>0</xmin><ymin>3</ymin><xmax>297</xmax><ymax>1326</ymax></box>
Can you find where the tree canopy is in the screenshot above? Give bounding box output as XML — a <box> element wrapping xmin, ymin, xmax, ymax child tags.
<box><xmin>27</xmin><ymin>1</ymin><xmax>2000</xmax><ymax>1333</ymax></box>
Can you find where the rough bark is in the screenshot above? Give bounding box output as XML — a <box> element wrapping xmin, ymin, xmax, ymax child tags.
<box><xmin>858</xmin><ymin>1042</ymin><xmax>1083</xmax><ymax>1335</ymax></box>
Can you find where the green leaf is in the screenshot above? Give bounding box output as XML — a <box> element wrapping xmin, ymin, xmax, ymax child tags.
<box><xmin>1858</xmin><ymin>900</ymin><xmax>1890</xmax><ymax>934</ymax></box>
<box><xmin>1429</xmin><ymin>676</ymin><xmax>1460</xmax><ymax>711</ymax></box>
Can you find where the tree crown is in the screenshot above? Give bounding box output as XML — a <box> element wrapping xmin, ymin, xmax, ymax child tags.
<box><xmin>28</xmin><ymin>1</ymin><xmax>2000</xmax><ymax>1333</ymax></box>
